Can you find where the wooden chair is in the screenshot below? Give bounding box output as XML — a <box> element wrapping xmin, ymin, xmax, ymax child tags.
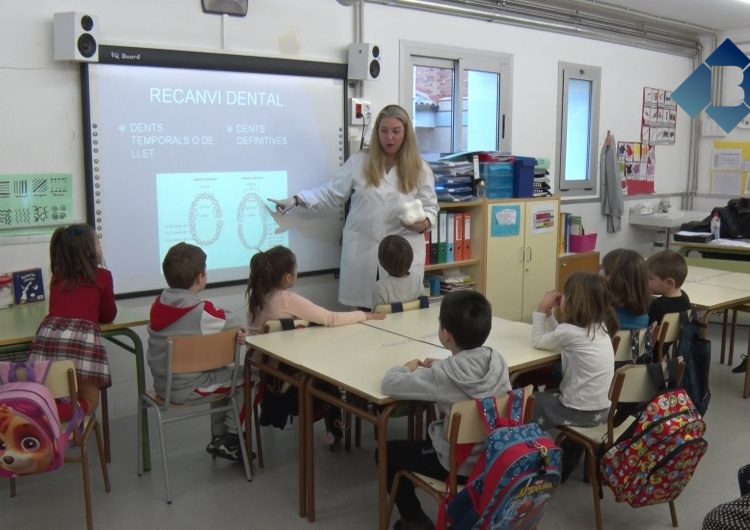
<box><xmin>137</xmin><ymin>328</ymin><xmax>251</xmax><ymax>504</ymax></box>
<box><xmin>373</xmin><ymin>295</ymin><xmax>429</xmax><ymax>314</ymax></box>
<box><xmin>654</xmin><ymin>312</ymin><xmax>682</xmax><ymax>361</ymax></box>
<box><xmin>556</xmin><ymin>361</ymin><xmax>686</xmax><ymax>530</ymax></box>
<box><xmin>613</xmin><ymin>328</ymin><xmax>649</xmax><ymax>364</ymax></box>
<box><xmin>385</xmin><ymin>385</ymin><xmax>535</xmax><ymax>528</ymax></box>
<box><xmin>5</xmin><ymin>360</ymin><xmax>111</xmax><ymax>530</ymax></box>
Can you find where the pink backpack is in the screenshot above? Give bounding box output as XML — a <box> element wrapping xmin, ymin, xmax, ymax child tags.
<box><xmin>0</xmin><ymin>361</ymin><xmax>81</xmax><ymax>478</ymax></box>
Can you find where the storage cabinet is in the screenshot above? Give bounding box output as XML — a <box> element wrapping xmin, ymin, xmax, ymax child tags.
<box><xmin>557</xmin><ymin>251</ymin><xmax>601</xmax><ymax>292</ymax></box>
<box><xmin>425</xmin><ymin>200</ymin><xmax>487</xmax><ymax>293</ymax></box>
<box><xmin>484</xmin><ymin>198</ymin><xmax>560</xmax><ymax>322</ymax></box>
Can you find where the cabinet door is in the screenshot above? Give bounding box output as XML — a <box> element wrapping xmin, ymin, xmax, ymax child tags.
<box><xmin>485</xmin><ymin>202</ymin><xmax>525</xmax><ymax>320</ymax></box>
<box><xmin>557</xmin><ymin>251</ymin><xmax>601</xmax><ymax>292</ymax></box>
<box><xmin>520</xmin><ymin>200</ymin><xmax>560</xmax><ymax>322</ymax></box>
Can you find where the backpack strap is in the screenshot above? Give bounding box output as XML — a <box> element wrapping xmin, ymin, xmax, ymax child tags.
<box><xmin>0</xmin><ymin>361</ymin><xmax>52</xmax><ymax>385</ymax></box>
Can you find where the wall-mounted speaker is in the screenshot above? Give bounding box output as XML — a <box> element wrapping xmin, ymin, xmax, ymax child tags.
<box><xmin>347</xmin><ymin>43</ymin><xmax>381</xmax><ymax>81</ymax></box>
<box><xmin>53</xmin><ymin>12</ymin><xmax>98</xmax><ymax>62</ymax></box>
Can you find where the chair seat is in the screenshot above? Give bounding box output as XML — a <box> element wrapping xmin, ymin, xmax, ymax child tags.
<box><xmin>562</xmin><ymin>415</ymin><xmax>635</xmax><ymax>444</ymax></box>
<box><xmin>410</xmin><ymin>472</ymin><xmax>465</xmax><ymax>493</ymax></box>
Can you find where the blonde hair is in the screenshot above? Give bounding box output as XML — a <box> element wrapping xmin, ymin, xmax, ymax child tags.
<box><xmin>363</xmin><ymin>104</ymin><xmax>423</xmax><ymax>193</ymax></box>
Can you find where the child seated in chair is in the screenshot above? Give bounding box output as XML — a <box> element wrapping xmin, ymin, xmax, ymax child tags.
<box><xmin>379</xmin><ymin>290</ymin><xmax>511</xmax><ymax>530</ymax></box>
<box><xmin>147</xmin><ymin>242</ymin><xmax>247</xmax><ymax>463</ymax></box>
<box><xmin>646</xmin><ymin>249</ymin><xmax>691</xmax><ymax>326</ymax></box>
<box><xmin>373</xmin><ymin>234</ymin><xmax>425</xmax><ymax>309</ymax></box>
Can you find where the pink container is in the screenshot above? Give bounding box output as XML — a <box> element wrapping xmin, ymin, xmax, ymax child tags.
<box><xmin>569</xmin><ymin>233</ymin><xmax>597</xmax><ymax>253</ymax></box>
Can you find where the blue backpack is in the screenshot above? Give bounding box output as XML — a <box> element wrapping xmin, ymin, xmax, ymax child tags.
<box><xmin>441</xmin><ymin>388</ymin><xmax>562</xmax><ymax>530</ymax></box>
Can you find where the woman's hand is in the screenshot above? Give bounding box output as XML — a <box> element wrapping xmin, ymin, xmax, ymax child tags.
<box><xmin>236</xmin><ymin>328</ymin><xmax>248</xmax><ymax>344</ymax></box>
<box><xmin>537</xmin><ymin>290</ymin><xmax>562</xmax><ymax>316</ymax></box>
<box><xmin>366</xmin><ymin>312</ymin><xmax>386</xmax><ymax>320</ymax></box>
<box><xmin>402</xmin><ymin>217</ymin><xmax>431</xmax><ymax>233</ymax></box>
<box><xmin>269</xmin><ymin>197</ymin><xmax>299</xmax><ymax>215</ymax></box>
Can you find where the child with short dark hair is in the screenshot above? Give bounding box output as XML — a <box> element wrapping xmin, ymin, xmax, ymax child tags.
<box><xmin>30</xmin><ymin>223</ymin><xmax>117</xmax><ymax>416</ymax></box>
<box><xmin>147</xmin><ymin>242</ymin><xmax>247</xmax><ymax>462</ymax></box>
<box><xmin>646</xmin><ymin>249</ymin><xmax>691</xmax><ymax>326</ymax></box>
<box><xmin>379</xmin><ymin>290</ymin><xmax>511</xmax><ymax>529</ymax></box>
<box><xmin>373</xmin><ymin>234</ymin><xmax>424</xmax><ymax>308</ymax></box>
<box><xmin>601</xmin><ymin>248</ymin><xmax>651</xmax><ymax>330</ymax></box>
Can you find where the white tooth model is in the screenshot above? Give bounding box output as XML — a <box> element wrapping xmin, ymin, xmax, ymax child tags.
<box><xmin>399</xmin><ymin>199</ymin><xmax>426</xmax><ymax>225</ymax></box>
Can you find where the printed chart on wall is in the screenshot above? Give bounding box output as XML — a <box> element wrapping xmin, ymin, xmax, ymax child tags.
<box><xmin>710</xmin><ymin>141</ymin><xmax>750</xmax><ymax>195</ymax></box>
<box><xmin>617</xmin><ymin>142</ymin><xmax>655</xmax><ymax>195</ymax></box>
<box><xmin>641</xmin><ymin>87</ymin><xmax>676</xmax><ymax>145</ymax></box>
<box><xmin>0</xmin><ymin>173</ymin><xmax>73</xmax><ymax>229</ymax></box>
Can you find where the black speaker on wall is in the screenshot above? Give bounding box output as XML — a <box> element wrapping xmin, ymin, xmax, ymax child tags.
<box><xmin>53</xmin><ymin>12</ymin><xmax>98</xmax><ymax>62</ymax></box>
<box><xmin>347</xmin><ymin>43</ymin><xmax>381</xmax><ymax>81</ymax></box>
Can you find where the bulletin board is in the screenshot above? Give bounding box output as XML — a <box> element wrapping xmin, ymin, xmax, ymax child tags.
<box><xmin>641</xmin><ymin>87</ymin><xmax>676</xmax><ymax>145</ymax></box>
<box><xmin>710</xmin><ymin>141</ymin><xmax>750</xmax><ymax>195</ymax></box>
<box><xmin>617</xmin><ymin>142</ymin><xmax>655</xmax><ymax>195</ymax></box>
<box><xmin>0</xmin><ymin>173</ymin><xmax>73</xmax><ymax>229</ymax></box>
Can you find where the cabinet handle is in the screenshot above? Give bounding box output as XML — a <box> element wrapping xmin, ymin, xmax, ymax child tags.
<box><xmin>519</xmin><ymin>247</ymin><xmax>525</xmax><ymax>263</ymax></box>
<box><xmin>526</xmin><ymin>246</ymin><xmax>533</xmax><ymax>262</ymax></box>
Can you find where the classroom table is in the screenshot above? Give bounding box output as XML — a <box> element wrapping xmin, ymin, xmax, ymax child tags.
<box><xmin>362</xmin><ymin>304</ymin><xmax>561</xmax><ymax>382</ymax></box>
<box><xmin>247</xmin><ymin>324</ymin><xmax>446</xmax><ymax>530</ymax></box>
<box><xmin>0</xmin><ymin>301</ymin><xmax>152</xmax><ymax>470</ymax></box>
<box><xmin>246</xmin><ymin>313</ymin><xmax>561</xmax><ymax>529</ymax></box>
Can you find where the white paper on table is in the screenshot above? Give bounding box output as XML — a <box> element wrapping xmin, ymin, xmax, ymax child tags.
<box><xmin>709</xmin><ymin>239</ymin><xmax>750</xmax><ymax>248</ymax></box>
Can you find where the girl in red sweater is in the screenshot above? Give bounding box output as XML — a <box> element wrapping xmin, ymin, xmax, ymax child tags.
<box><xmin>30</xmin><ymin>224</ymin><xmax>117</xmax><ymax>413</ymax></box>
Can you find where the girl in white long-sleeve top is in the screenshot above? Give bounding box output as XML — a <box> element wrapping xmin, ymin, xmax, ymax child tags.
<box><xmin>530</xmin><ymin>271</ymin><xmax>618</xmax><ymax>481</ymax></box>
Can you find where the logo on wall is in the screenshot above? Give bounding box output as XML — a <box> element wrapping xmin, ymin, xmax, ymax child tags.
<box><xmin>672</xmin><ymin>38</ymin><xmax>750</xmax><ymax>134</ymax></box>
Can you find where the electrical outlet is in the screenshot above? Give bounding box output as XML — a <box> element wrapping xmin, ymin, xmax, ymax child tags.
<box><xmin>349</xmin><ymin>97</ymin><xmax>372</xmax><ymax>126</ymax></box>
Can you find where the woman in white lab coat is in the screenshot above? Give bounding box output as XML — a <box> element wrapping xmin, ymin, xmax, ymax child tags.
<box><xmin>273</xmin><ymin>104</ymin><xmax>437</xmax><ymax>308</ymax></box>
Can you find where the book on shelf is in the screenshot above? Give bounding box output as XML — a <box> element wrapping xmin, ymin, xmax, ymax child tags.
<box><xmin>12</xmin><ymin>268</ymin><xmax>45</xmax><ymax>304</ymax></box>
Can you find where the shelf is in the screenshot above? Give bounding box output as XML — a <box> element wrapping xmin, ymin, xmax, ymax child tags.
<box><xmin>425</xmin><ymin>259</ymin><xmax>480</xmax><ymax>272</ymax></box>
<box><xmin>438</xmin><ymin>199</ymin><xmax>484</xmax><ymax>209</ymax></box>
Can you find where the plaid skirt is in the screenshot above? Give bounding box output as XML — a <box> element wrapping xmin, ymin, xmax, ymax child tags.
<box><xmin>29</xmin><ymin>316</ymin><xmax>111</xmax><ymax>388</ymax></box>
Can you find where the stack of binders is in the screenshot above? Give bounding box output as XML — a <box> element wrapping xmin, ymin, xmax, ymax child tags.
<box><xmin>424</xmin><ymin>211</ymin><xmax>472</xmax><ymax>266</ymax></box>
<box><xmin>429</xmin><ymin>159</ymin><xmax>475</xmax><ymax>202</ymax></box>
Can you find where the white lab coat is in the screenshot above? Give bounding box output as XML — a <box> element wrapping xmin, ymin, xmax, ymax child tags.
<box><xmin>297</xmin><ymin>151</ymin><xmax>438</xmax><ymax>308</ymax></box>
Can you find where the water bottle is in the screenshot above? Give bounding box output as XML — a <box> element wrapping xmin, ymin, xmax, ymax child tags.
<box><xmin>476</xmin><ymin>179</ymin><xmax>486</xmax><ymax>199</ymax></box>
<box><xmin>710</xmin><ymin>212</ymin><xmax>721</xmax><ymax>240</ymax></box>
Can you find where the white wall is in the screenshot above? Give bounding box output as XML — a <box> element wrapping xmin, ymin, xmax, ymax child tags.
<box><xmin>1</xmin><ymin>0</ymin><xmax>695</xmax><ymax>417</ymax></box>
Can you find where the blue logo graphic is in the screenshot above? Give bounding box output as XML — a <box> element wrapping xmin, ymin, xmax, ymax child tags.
<box><xmin>673</xmin><ymin>38</ymin><xmax>750</xmax><ymax>133</ymax></box>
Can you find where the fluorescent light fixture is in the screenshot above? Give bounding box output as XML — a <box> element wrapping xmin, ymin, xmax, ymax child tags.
<box><xmin>201</xmin><ymin>0</ymin><xmax>248</xmax><ymax>17</ymax></box>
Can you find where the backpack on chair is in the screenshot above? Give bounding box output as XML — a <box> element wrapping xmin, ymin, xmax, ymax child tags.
<box><xmin>600</xmin><ymin>360</ymin><xmax>708</xmax><ymax>508</ymax></box>
<box><xmin>442</xmin><ymin>388</ymin><xmax>562</xmax><ymax>530</ymax></box>
<box><xmin>676</xmin><ymin>310</ymin><xmax>711</xmax><ymax>416</ymax></box>
<box><xmin>0</xmin><ymin>361</ymin><xmax>81</xmax><ymax>478</ymax></box>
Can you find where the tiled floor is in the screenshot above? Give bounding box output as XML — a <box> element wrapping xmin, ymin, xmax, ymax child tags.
<box><xmin>2</xmin><ymin>322</ymin><xmax>748</xmax><ymax>530</ymax></box>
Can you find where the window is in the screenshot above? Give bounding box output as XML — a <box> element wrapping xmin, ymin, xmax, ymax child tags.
<box><xmin>556</xmin><ymin>62</ymin><xmax>601</xmax><ymax>196</ymax></box>
<box><xmin>400</xmin><ymin>42</ymin><xmax>512</xmax><ymax>157</ymax></box>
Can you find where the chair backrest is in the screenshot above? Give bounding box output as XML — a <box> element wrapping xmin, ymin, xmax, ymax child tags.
<box><xmin>167</xmin><ymin>328</ymin><xmax>239</xmax><ymax>374</ymax></box>
<box><xmin>610</xmin><ymin>360</ymin><xmax>685</xmax><ymax>405</ymax></box>
<box><xmin>655</xmin><ymin>312</ymin><xmax>682</xmax><ymax>358</ymax></box>
<box><xmin>374</xmin><ymin>295</ymin><xmax>429</xmax><ymax>314</ymax></box>
<box><xmin>263</xmin><ymin>319</ymin><xmax>311</xmax><ymax>333</ymax></box>
<box><xmin>44</xmin><ymin>360</ymin><xmax>78</xmax><ymax>400</ymax></box>
<box><xmin>613</xmin><ymin>329</ymin><xmax>648</xmax><ymax>363</ymax></box>
<box><xmin>446</xmin><ymin>385</ymin><xmax>534</xmax><ymax>445</ymax></box>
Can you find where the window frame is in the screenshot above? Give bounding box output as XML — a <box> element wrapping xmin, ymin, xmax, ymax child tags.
<box><xmin>399</xmin><ymin>41</ymin><xmax>513</xmax><ymax>154</ymax></box>
<box><xmin>556</xmin><ymin>62</ymin><xmax>601</xmax><ymax>197</ymax></box>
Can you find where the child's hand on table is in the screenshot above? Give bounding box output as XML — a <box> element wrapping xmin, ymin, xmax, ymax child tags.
<box><xmin>404</xmin><ymin>359</ymin><xmax>421</xmax><ymax>371</ymax></box>
<box><xmin>418</xmin><ymin>358</ymin><xmax>441</xmax><ymax>368</ymax></box>
<box><xmin>366</xmin><ymin>312</ymin><xmax>386</xmax><ymax>320</ymax></box>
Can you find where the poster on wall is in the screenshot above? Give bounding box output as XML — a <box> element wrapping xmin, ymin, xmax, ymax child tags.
<box><xmin>617</xmin><ymin>141</ymin><xmax>655</xmax><ymax>195</ymax></box>
<box><xmin>710</xmin><ymin>140</ymin><xmax>750</xmax><ymax>195</ymax></box>
<box><xmin>0</xmin><ymin>173</ymin><xmax>73</xmax><ymax>230</ymax></box>
<box><xmin>641</xmin><ymin>87</ymin><xmax>676</xmax><ymax>145</ymax></box>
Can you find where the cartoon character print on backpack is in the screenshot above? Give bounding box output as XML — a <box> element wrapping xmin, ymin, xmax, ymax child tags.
<box><xmin>0</xmin><ymin>402</ymin><xmax>56</xmax><ymax>475</ymax></box>
<box><xmin>600</xmin><ymin>380</ymin><xmax>707</xmax><ymax>509</ymax></box>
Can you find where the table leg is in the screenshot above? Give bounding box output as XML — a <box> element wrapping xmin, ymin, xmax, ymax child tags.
<box><xmin>305</xmin><ymin>377</ymin><xmax>316</xmax><ymax>522</ymax></box>
<box><xmin>377</xmin><ymin>404</ymin><xmax>398</xmax><ymax>530</ymax></box>
<box><xmin>104</xmin><ymin>329</ymin><xmax>150</xmax><ymax>472</ymax></box>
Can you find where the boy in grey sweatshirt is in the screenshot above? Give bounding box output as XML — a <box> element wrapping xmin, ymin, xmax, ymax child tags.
<box><xmin>380</xmin><ymin>290</ymin><xmax>511</xmax><ymax>530</ymax></box>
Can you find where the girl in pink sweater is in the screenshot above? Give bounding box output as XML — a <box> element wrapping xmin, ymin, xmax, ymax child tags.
<box><xmin>246</xmin><ymin>246</ymin><xmax>384</xmax><ymax>447</ymax></box>
<box><xmin>246</xmin><ymin>246</ymin><xmax>384</xmax><ymax>334</ymax></box>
